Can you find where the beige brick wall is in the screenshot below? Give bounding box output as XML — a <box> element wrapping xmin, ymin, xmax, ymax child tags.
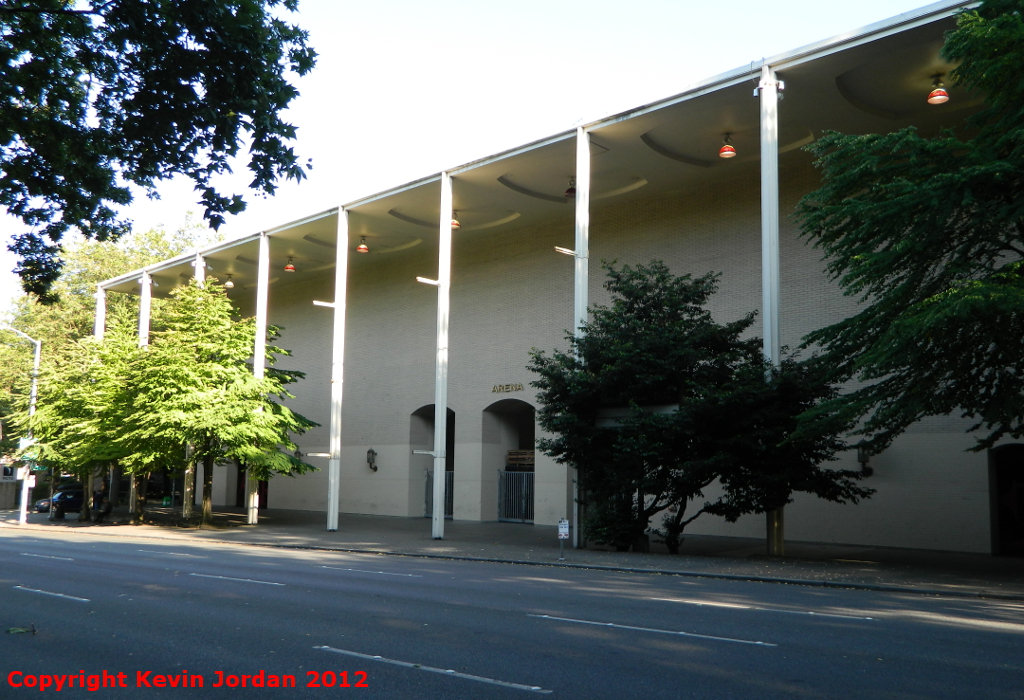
<box><xmin>244</xmin><ymin>152</ymin><xmax>993</xmax><ymax>552</ymax></box>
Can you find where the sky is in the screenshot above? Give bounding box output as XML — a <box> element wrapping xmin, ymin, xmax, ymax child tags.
<box><xmin>0</xmin><ymin>0</ymin><xmax>948</xmax><ymax>314</ymax></box>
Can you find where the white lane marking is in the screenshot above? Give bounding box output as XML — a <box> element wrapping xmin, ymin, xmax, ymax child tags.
<box><xmin>189</xmin><ymin>573</ymin><xmax>284</xmax><ymax>586</ymax></box>
<box><xmin>652</xmin><ymin>597</ymin><xmax>874</xmax><ymax>620</ymax></box>
<box><xmin>528</xmin><ymin>614</ymin><xmax>776</xmax><ymax>647</ymax></box>
<box><xmin>13</xmin><ymin>586</ymin><xmax>89</xmax><ymax>602</ymax></box>
<box><xmin>315</xmin><ymin>646</ymin><xmax>551</xmax><ymax>694</ymax></box>
<box><xmin>21</xmin><ymin>553</ymin><xmax>74</xmax><ymax>561</ymax></box>
<box><xmin>320</xmin><ymin>566</ymin><xmax>421</xmax><ymax>578</ymax></box>
<box><xmin>138</xmin><ymin>549</ymin><xmax>194</xmax><ymax>557</ymax></box>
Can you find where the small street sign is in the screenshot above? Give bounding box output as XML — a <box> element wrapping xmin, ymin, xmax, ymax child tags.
<box><xmin>557</xmin><ymin>518</ymin><xmax>570</xmax><ymax>539</ymax></box>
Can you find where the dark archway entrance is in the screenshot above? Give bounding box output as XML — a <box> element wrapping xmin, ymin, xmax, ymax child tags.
<box><xmin>411</xmin><ymin>405</ymin><xmax>454</xmax><ymax>519</ymax></box>
<box><xmin>990</xmin><ymin>444</ymin><xmax>1024</xmax><ymax>556</ymax></box>
<box><xmin>483</xmin><ymin>398</ymin><xmax>536</xmax><ymax>523</ymax></box>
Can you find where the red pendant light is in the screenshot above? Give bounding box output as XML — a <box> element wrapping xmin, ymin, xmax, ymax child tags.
<box><xmin>927</xmin><ymin>74</ymin><xmax>949</xmax><ymax>105</ymax></box>
<box><xmin>357</xmin><ymin>237</ymin><xmax>369</xmax><ymax>253</ymax></box>
<box><xmin>451</xmin><ymin>212</ymin><xmax>461</xmax><ymax>229</ymax></box>
<box><xmin>564</xmin><ymin>177</ymin><xmax>576</xmax><ymax>198</ymax></box>
<box><xmin>284</xmin><ymin>257</ymin><xmax>296</xmax><ymax>272</ymax></box>
<box><xmin>719</xmin><ymin>133</ymin><xmax>736</xmax><ymax>159</ymax></box>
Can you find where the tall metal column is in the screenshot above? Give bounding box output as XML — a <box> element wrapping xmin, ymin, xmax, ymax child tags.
<box><xmin>249</xmin><ymin>232</ymin><xmax>271</xmax><ymax>525</ymax></box>
<box><xmin>137</xmin><ymin>272</ymin><xmax>152</xmax><ymax>348</ymax></box>
<box><xmin>760</xmin><ymin>64</ymin><xmax>784</xmax><ymax>556</ymax></box>
<box><xmin>327</xmin><ymin>210</ymin><xmax>350</xmax><ymax>532</ymax></box>
<box><xmin>130</xmin><ymin>272</ymin><xmax>153</xmax><ymax>517</ymax></box>
<box><xmin>760</xmin><ymin>64</ymin><xmax>781</xmax><ymax>371</ymax></box>
<box><xmin>194</xmin><ymin>252</ymin><xmax>206</xmax><ymax>286</ymax></box>
<box><xmin>93</xmin><ymin>287</ymin><xmax>106</xmax><ymax>340</ymax></box>
<box><xmin>572</xmin><ymin>126</ymin><xmax>591</xmax><ymax>549</ymax></box>
<box><xmin>430</xmin><ymin>173</ymin><xmax>454</xmax><ymax>540</ymax></box>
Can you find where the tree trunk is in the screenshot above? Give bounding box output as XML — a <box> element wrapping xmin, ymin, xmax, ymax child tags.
<box><xmin>110</xmin><ymin>463</ymin><xmax>121</xmax><ymax>508</ymax></box>
<box><xmin>80</xmin><ymin>470</ymin><xmax>93</xmax><ymax>524</ymax></box>
<box><xmin>766</xmin><ymin>506</ymin><xmax>785</xmax><ymax>556</ymax></box>
<box><xmin>182</xmin><ymin>462</ymin><xmax>195</xmax><ymax>521</ymax></box>
<box><xmin>129</xmin><ymin>474</ymin><xmax>147</xmax><ymax>524</ymax></box>
<box><xmin>200</xmin><ymin>454</ymin><xmax>214</xmax><ymax>528</ymax></box>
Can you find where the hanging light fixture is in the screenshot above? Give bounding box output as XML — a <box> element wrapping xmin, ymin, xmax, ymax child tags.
<box><xmin>719</xmin><ymin>133</ymin><xmax>737</xmax><ymax>159</ymax></box>
<box><xmin>451</xmin><ymin>211</ymin><xmax>461</xmax><ymax>229</ymax></box>
<box><xmin>564</xmin><ymin>177</ymin><xmax>576</xmax><ymax>198</ymax></box>
<box><xmin>927</xmin><ymin>74</ymin><xmax>949</xmax><ymax>105</ymax></box>
<box><xmin>284</xmin><ymin>257</ymin><xmax>296</xmax><ymax>272</ymax></box>
<box><xmin>357</xmin><ymin>237</ymin><xmax>369</xmax><ymax>254</ymax></box>
<box><xmin>224</xmin><ymin>274</ymin><xmax>235</xmax><ymax>289</ymax></box>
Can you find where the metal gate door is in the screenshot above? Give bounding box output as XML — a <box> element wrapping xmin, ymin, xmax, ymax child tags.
<box><xmin>498</xmin><ymin>471</ymin><xmax>534</xmax><ymax>523</ymax></box>
<box><xmin>424</xmin><ymin>471</ymin><xmax>454</xmax><ymax>519</ymax></box>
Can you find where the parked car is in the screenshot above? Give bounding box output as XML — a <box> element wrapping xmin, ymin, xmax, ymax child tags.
<box><xmin>33</xmin><ymin>483</ymin><xmax>84</xmax><ymax>513</ymax></box>
<box><xmin>35</xmin><ymin>489</ymin><xmax>84</xmax><ymax>515</ymax></box>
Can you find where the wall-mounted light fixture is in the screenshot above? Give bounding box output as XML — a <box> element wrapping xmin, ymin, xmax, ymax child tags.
<box><xmin>564</xmin><ymin>177</ymin><xmax>576</xmax><ymax>198</ymax></box>
<box><xmin>927</xmin><ymin>74</ymin><xmax>949</xmax><ymax>105</ymax></box>
<box><xmin>224</xmin><ymin>274</ymin><xmax>235</xmax><ymax>289</ymax></box>
<box><xmin>284</xmin><ymin>257</ymin><xmax>296</xmax><ymax>272</ymax></box>
<box><xmin>357</xmin><ymin>237</ymin><xmax>369</xmax><ymax>253</ymax></box>
<box><xmin>366</xmin><ymin>448</ymin><xmax>378</xmax><ymax>472</ymax></box>
<box><xmin>719</xmin><ymin>133</ymin><xmax>737</xmax><ymax>159</ymax></box>
<box><xmin>856</xmin><ymin>440</ymin><xmax>873</xmax><ymax>477</ymax></box>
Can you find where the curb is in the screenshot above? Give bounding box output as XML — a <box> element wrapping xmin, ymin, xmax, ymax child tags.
<box><xmin>4</xmin><ymin>521</ymin><xmax>1023</xmax><ymax>602</ymax></box>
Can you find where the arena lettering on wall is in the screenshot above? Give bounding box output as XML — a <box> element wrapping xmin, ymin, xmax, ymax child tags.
<box><xmin>492</xmin><ymin>383</ymin><xmax>524</xmax><ymax>393</ymax></box>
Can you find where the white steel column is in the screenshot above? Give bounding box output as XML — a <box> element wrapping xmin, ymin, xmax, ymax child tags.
<box><xmin>572</xmin><ymin>126</ymin><xmax>591</xmax><ymax>549</ymax></box>
<box><xmin>760</xmin><ymin>64</ymin><xmax>785</xmax><ymax>557</ymax></box>
<box><xmin>249</xmin><ymin>232</ymin><xmax>271</xmax><ymax>525</ymax></box>
<box><xmin>194</xmin><ymin>252</ymin><xmax>206</xmax><ymax>286</ymax></box>
<box><xmin>760</xmin><ymin>64</ymin><xmax>781</xmax><ymax>369</ymax></box>
<box><xmin>93</xmin><ymin>287</ymin><xmax>106</xmax><ymax>340</ymax></box>
<box><xmin>431</xmin><ymin>173</ymin><xmax>454</xmax><ymax>539</ymax></box>
<box><xmin>137</xmin><ymin>272</ymin><xmax>152</xmax><ymax>348</ymax></box>
<box><xmin>131</xmin><ymin>272</ymin><xmax>152</xmax><ymax>517</ymax></box>
<box><xmin>327</xmin><ymin>210</ymin><xmax>350</xmax><ymax>532</ymax></box>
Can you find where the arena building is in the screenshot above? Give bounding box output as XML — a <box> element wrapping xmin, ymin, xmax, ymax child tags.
<box><xmin>97</xmin><ymin>0</ymin><xmax>1023</xmax><ymax>555</ymax></box>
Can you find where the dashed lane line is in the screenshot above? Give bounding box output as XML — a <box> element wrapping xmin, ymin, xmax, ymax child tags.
<box><xmin>316</xmin><ymin>646</ymin><xmax>551</xmax><ymax>694</ymax></box>
<box><xmin>13</xmin><ymin>585</ymin><xmax>89</xmax><ymax>602</ymax></box>
<box><xmin>320</xmin><ymin>566</ymin><xmax>422</xmax><ymax>577</ymax></box>
<box><xmin>528</xmin><ymin>613</ymin><xmax>777</xmax><ymax>647</ymax></box>
<box><xmin>651</xmin><ymin>597</ymin><xmax>874</xmax><ymax>620</ymax></box>
<box><xmin>189</xmin><ymin>573</ymin><xmax>285</xmax><ymax>586</ymax></box>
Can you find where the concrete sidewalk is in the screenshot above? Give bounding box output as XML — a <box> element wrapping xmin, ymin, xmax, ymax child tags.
<box><xmin>3</xmin><ymin>507</ymin><xmax>1023</xmax><ymax>600</ymax></box>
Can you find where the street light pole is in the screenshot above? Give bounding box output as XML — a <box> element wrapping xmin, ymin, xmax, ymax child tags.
<box><xmin>3</xmin><ymin>326</ymin><xmax>41</xmax><ymax>526</ymax></box>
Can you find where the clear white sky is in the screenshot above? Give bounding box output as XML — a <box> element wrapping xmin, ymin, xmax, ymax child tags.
<box><xmin>0</xmin><ymin>0</ymin><xmax>946</xmax><ymax>313</ymax></box>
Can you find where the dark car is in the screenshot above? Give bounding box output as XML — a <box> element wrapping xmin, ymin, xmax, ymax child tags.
<box><xmin>33</xmin><ymin>483</ymin><xmax>84</xmax><ymax>513</ymax></box>
<box><xmin>35</xmin><ymin>489</ymin><xmax>84</xmax><ymax>515</ymax></box>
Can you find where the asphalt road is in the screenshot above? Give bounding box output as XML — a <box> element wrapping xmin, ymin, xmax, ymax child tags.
<box><xmin>1</xmin><ymin>530</ymin><xmax>1022</xmax><ymax>699</ymax></box>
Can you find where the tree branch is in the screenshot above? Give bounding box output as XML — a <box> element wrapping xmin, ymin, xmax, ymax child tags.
<box><xmin>0</xmin><ymin>7</ymin><xmax>98</xmax><ymax>15</ymax></box>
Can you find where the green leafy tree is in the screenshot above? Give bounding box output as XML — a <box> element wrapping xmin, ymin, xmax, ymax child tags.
<box><xmin>118</xmin><ymin>280</ymin><xmax>316</xmax><ymax>526</ymax></box>
<box><xmin>797</xmin><ymin>0</ymin><xmax>1024</xmax><ymax>453</ymax></box>
<box><xmin>529</xmin><ymin>261</ymin><xmax>870</xmax><ymax>553</ymax></box>
<box><xmin>0</xmin><ymin>0</ymin><xmax>316</xmax><ymax>298</ymax></box>
<box><xmin>0</xmin><ymin>220</ymin><xmax>221</xmax><ymax>498</ymax></box>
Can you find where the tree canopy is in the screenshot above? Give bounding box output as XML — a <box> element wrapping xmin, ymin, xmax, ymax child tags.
<box><xmin>797</xmin><ymin>0</ymin><xmax>1024</xmax><ymax>453</ymax></box>
<box><xmin>0</xmin><ymin>0</ymin><xmax>316</xmax><ymax>298</ymax></box>
<box><xmin>22</xmin><ymin>278</ymin><xmax>316</xmax><ymax>526</ymax></box>
<box><xmin>528</xmin><ymin>261</ymin><xmax>869</xmax><ymax>553</ymax></box>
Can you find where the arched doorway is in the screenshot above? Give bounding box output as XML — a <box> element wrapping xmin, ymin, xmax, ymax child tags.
<box><xmin>990</xmin><ymin>444</ymin><xmax>1024</xmax><ymax>555</ymax></box>
<box><xmin>410</xmin><ymin>405</ymin><xmax>454</xmax><ymax>519</ymax></box>
<box><xmin>483</xmin><ymin>399</ymin><xmax>536</xmax><ymax>523</ymax></box>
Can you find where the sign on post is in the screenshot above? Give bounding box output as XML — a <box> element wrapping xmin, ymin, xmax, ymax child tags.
<box><xmin>557</xmin><ymin>518</ymin><xmax>569</xmax><ymax>562</ymax></box>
